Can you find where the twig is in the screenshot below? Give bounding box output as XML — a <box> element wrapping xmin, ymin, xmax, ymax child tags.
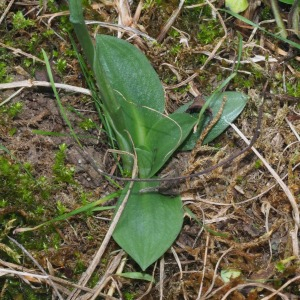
<box><xmin>202</xmin><ymin>247</ymin><xmax>233</xmax><ymax>299</ymax></box>
<box><xmin>196</xmin><ymin>234</ymin><xmax>210</xmax><ymax>300</ymax></box>
<box><xmin>0</xmin><ymin>42</ymin><xmax>44</xmax><ymax>63</ymax></box>
<box><xmin>261</xmin><ymin>274</ymin><xmax>300</xmax><ymax>300</ymax></box>
<box><xmin>7</xmin><ymin>237</ymin><xmax>64</xmax><ymax>300</ymax></box>
<box><xmin>0</xmin><ymin>80</ymin><xmax>92</xmax><ymax>96</ymax></box>
<box><xmin>228</xmin><ymin>121</ymin><xmax>299</xmax><ymax>256</ymax></box>
<box><xmin>200</xmin><ymin>0</ymin><xmax>227</xmax><ymax>70</ymax></box>
<box><xmin>220</xmin><ymin>282</ymin><xmax>289</xmax><ymax>300</ymax></box>
<box><xmin>0</xmin><ymin>0</ymin><xmax>15</xmax><ymax>25</ymax></box>
<box><xmin>159</xmin><ymin>256</ymin><xmax>165</xmax><ymax>300</ymax></box>
<box><xmin>157</xmin><ymin>0</ymin><xmax>185</xmax><ymax>43</ymax></box>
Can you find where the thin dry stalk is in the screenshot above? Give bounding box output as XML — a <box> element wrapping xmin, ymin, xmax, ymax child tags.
<box><xmin>37</xmin><ymin>11</ymin><xmax>70</xmax><ymax>26</ymax></box>
<box><xmin>0</xmin><ymin>42</ymin><xmax>44</xmax><ymax>63</ymax></box>
<box><xmin>0</xmin><ymin>87</ymin><xmax>25</xmax><ymax>107</ymax></box>
<box><xmin>202</xmin><ymin>247</ymin><xmax>234</xmax><ymax>299</ymax></box>
<box><xmin>133</xmin><ymin>0</ymin><xmax>144</xmax><ymax>23</ymax></box>
<box><xmin>0</xmin><ymin>259</ymin><xmax>96</xmax><ymax>293</ymax></box>
<box><xmin>0</xmin><ymin>0</ymin><xmax>15</xmax><ymax>25</ymax></box>
<box><xmin>67</xmin><ymin>148</ymin><xmax>137</xmax><ymax>300</ymax></box>
<box><xmin>286</xmin><ymin>117</ymin><xmax>300</xmax><ymax>141</ymax></box>
<box><xmin>88</xmin><ymin>251</ymin><xmax>125</xmax><ymax>300</ymax></box>
<box><xmin>0</xmin><ymin>267</ymin><xmax>48</xmax><ymax>279</ymax></box>
<box><xmin>7</xmin><ymin>237</ymin><xmax>63</xmax><ymax>300</ymax></box>
<box><xmin>137</xmin><ymin>262</ymin><xmax>157</xmax><ymax>300</ymax></box>
<box><xmin>185</xmin><ymin>0</ymin><xmax>216</xmax><ymax>9</ymax></box>
<box><xmin>157</xmin><ymin>0</ymin><xmax>185</xmax><ymax>43</ymax></box>
<box><xmin>86</xmin><ymin>20</ymin><xmax>155</xmax><ymax>41</ymax></box>
<box><xmin>164</xmin><ymin>72</ymin><xmax>199</xmax><ymax>90</ymax></box>
<box><xmin>0</xmin><ymin>80</ymin><xmax>92</xmax><ymax>96</ymax></box>
<box><xmin>107</xmin><ymin>255</ymin><xmax>127</xmax><ymax>297</ymax></box>
<box><xmin>261</xmin><ymin>201</ymin><xmax>273</xmax><ymax>263</ymax></box>
<box><xmin>171</xmin><ymin>246</ymin><xmax>183</xmax><ymax>280</ymax></box>
<box><xmin>116</xmin><ymin>0</ymin><xmax>132</xmax><ymax>38</ymax></box>
<box><xmin>200</xmin><ymin>0</ymin><xmax>227</xmax><ymax>70</ymax></box>
<box><xmin>221</xmin><ymin>283</ymin><xmax>289</xmax><ymax>300</ymax></box>
<box><xmin>196</xmin><ymin>233</ymin><xmax>210</xmax><ymax>300</ymax></box>
<box><xmin>228</xmin><ymin>121</ymin><xmax>299</xmax><ymax>257</ymax></box>
<box><xmin>159</xmin><ymin>256</ymin><xmax>165</xmax><ymax>300</ymax></box>
<box><xmin>261</xmin><ymin>274</ymin><xmax>300</xmax><ymax>300</ymax></box>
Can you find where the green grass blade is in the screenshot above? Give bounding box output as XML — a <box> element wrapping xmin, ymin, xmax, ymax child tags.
<box><xmin>15</xmin><ymin>191</ymin><xmax>120</xmax><ymax>233</ymax></box>
<box><xmin>68</xmin><ymin>0</ymin><xmax>95</xmax><ymax>66</ymax></box>
<box><xmin>42</xmin><ymin>49</ymin><xmax>81</xmax><ymax>147</ymax></box>
<box><xmin>223</xmin><ymin>9</ymin><xmax>300</xmax><ymax>49</ymax></box>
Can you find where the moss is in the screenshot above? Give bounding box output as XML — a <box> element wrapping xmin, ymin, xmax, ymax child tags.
<box><xmin>197</xmin><ymin>20</ymin><xmax>223</xmax><ymax>45</ymax></box>
<box><xmin>2</xmin><ymin>102</ymin><xmax>23</xmax><ymax>118</ymax></box>
<box><xmin>53</xmin><ymin>144</ymin><xmax>75</xmax><ymax>184</ymax></box>
<box><xmin>0</xmin><ymin>62</ymin><xmax>12</xmax><ymax>83</ymax></box>
<box><xmin>286</xmin><ymin>81</ymin><xmax>300</xmax><ymax>97</ymax></box>
<box><xmin>12</xmin><ymin>11</ymin><xmax>35</xmax><ymax>30</ymax></box>
<box><xmin>0</xmin><ymin>278</ymin><xmax>51</xmax><ymax>299</ymax></box>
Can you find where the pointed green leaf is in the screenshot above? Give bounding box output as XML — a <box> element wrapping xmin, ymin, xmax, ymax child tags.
<box><xmin>94</xmin><ymin>34</ymin><xmax>165</xmax><ymax>112</ymax></box>
<box><xmin>117</xmin><ymin>272</ymin><xmax>155</xmax><ymax>282</ymax></box>
<box><xmin>113</xmin><ymin>182</ymin><xmax>183</xmax><ymax>271</ymax></box>
<box><xmin>68</xmin><ymin>0</ymin><xmax>95</xmax><ymax>66</ymax></box>
<box><xmin>181</xmin><ymin>92</ymin><xmax>248</xmax><ymax>150</ymax></box>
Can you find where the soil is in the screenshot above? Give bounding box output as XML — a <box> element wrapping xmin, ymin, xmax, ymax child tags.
<box><xmin>0</xmin><ymin>1</ymin><xmax>300</xmax><ymax>299</ymax></box>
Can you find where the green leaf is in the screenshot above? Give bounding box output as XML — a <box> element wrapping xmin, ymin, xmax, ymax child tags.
<box><xmin>135</xmin><ymin>146</ymin><xmax>154</xmax><ymax>178</ymax></box>
<box><xmin>113</xmin><ymin>182</ymin><xmax>183</xmax><ymax>271</ymax></box>
<box><xmin>222</xmin><ymin>9</ymin><xmax>300</xmax><ymax>50</ymax></box>
<box><xmin>181</xmin><ymin>92</ymin><xmax>248</xmax><ymax>150</ymax></box>
<box><xmin>278</xmin><ymin>0</ymin><xmax>295</xmax><ymax>4</ymax></box>
<box><xmin>203</xmin><ymin>91</ymin><xmax>248</xmax><ymax>144</ymax></box>
<box><xmin>117</xmin><ymin>272</ymin><xmax>155</xmax><ymax>282</ymax></box>
<box><xmin>145</xmin><ymin>113</ymin><xmax>197</xmax><ymax>177</ymax></box>
<box><xmin>94</xmin><ymin>34</ymin><xmax>165</xmax><ymax>112</ymax></box>
<box><xmin>221</xmin><ymin>269</ymin><xmax>241</xmax><ymax>283</ymax></box>
<box><xmin>225</xmin><ymin>0</ymin><xmax>249</xmax><ymax>13</ymax></box>
<box><xmin>68</xmin><ymin>0</ymin><xmax>95</xmax><ymax>66</ymax></box>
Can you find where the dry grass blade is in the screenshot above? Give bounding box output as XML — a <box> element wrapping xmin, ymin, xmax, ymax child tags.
<box><xmin>159</xmin><ymin>256</ymin><xmax>165</xmax><ymax>300</ymax></box>
<box><xmin>157</xmin><ymin>0</ymin><xmax>185</xmax><ymax>43</ymax></box>
<box><xmin>7</xmin><ymin>237</ymin><xmax>64</xmax><ymax>300</ymax></box>
<box><xmin>200</xmin><ymin>0</ymin><xmax>227</xmax><ymax>70</ymax></box>
<box><xmin>220</xmin><ymin>282</ymin><xmax>289</xmax><ymax>300</ymax></box>
<box><xmin>0</xmin><ymin>0</ymin><xmax>15</xmax><ymax>25</ymax></box>
<box><xmin>0</xmin><ymin>80</ymin><xmax>92</xmax><ymax>96</ymax></box>
<box><xmin>67</xmin><ymin>148</ymin><xmax>138</xmax><ymax>300</ymax></box>
<box><xmin>228</xmin><ymin>121</ymin><xmax>299</xmax><ymax>257</ymax></box>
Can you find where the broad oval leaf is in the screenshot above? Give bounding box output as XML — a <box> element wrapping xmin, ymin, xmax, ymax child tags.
<box><xmin>95</xmin><ymin>34</ymin><xmax>165</xmax><ymax>112</ymax></box>
<box><xmin>113</xmin><ymin>182</ymin><xmax>183</xmax><ymax>271</ymax></box>
<box><xmin>181</xmin><ymin>91</ymin><xmax>248</xmax><ymax>150</ymax></box>
<box><xmin>225</xmin><ymin>0</ymin><xmax>249</xmax><ymax>13</ymax></box>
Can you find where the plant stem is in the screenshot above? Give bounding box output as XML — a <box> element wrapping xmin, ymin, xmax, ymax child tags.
<box><xmin>270</xmin><ymin>0</ymin><xmax>288</xmax><ymax>38</ymax></box>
